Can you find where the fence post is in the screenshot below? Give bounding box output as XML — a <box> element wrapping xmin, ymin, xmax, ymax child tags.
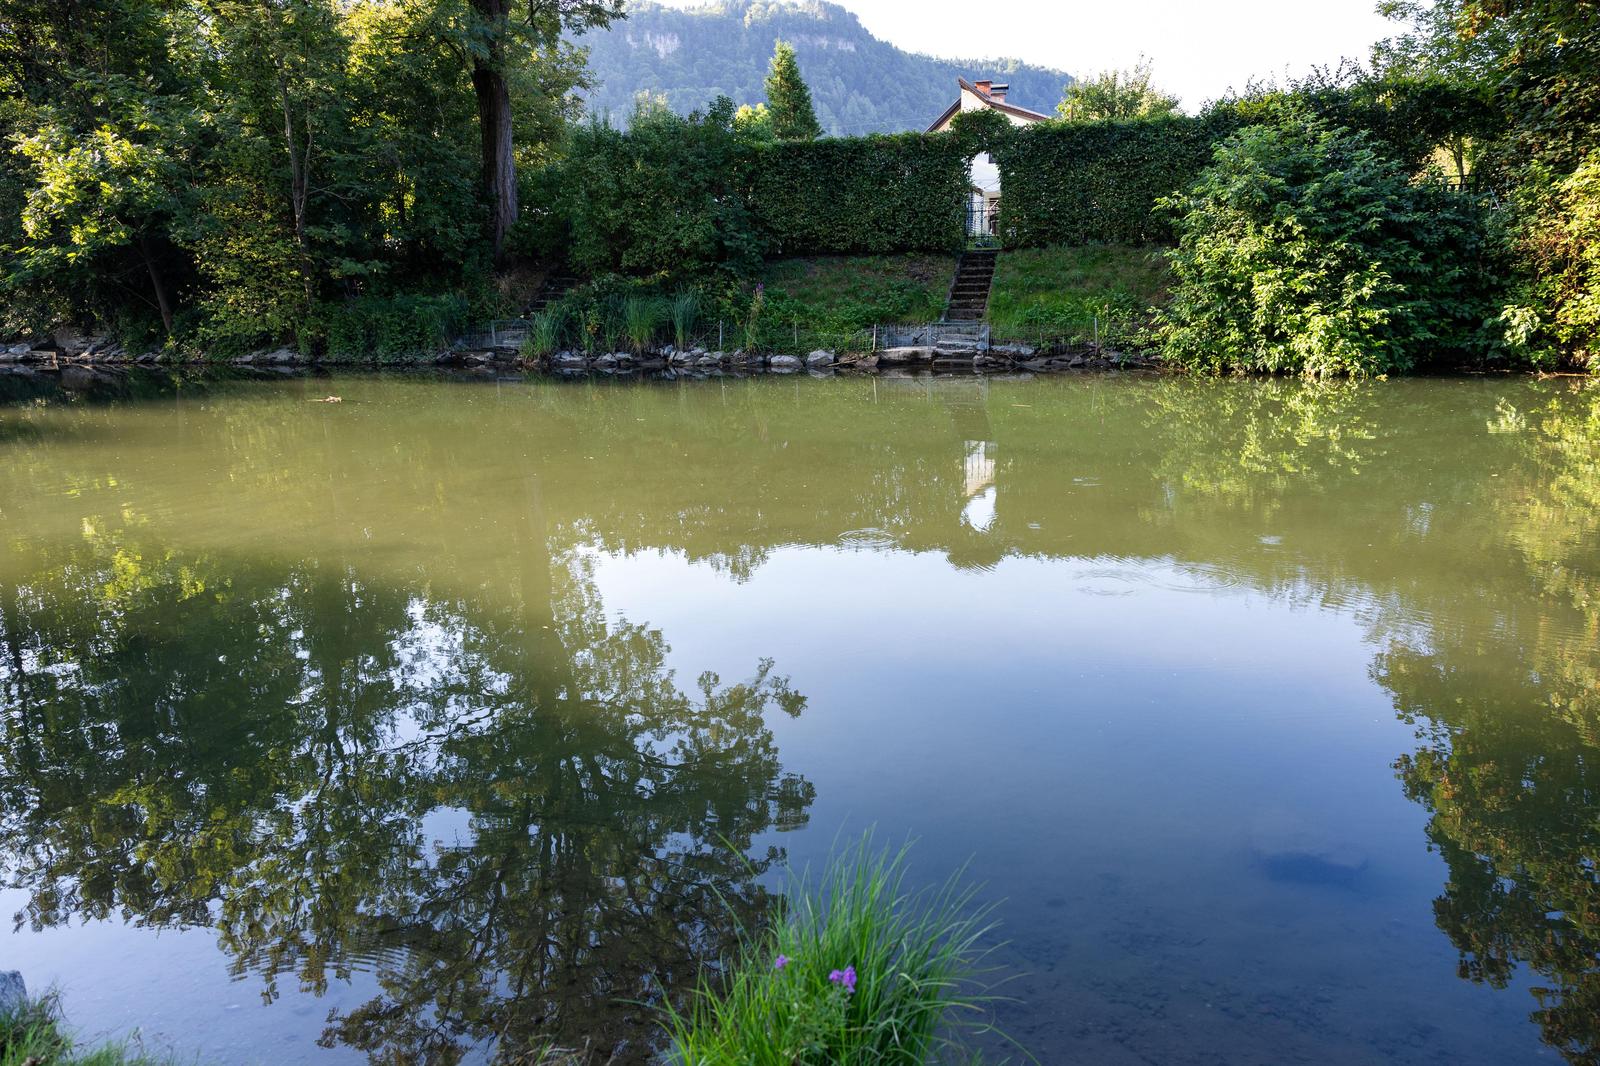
<box><xmin>872</xmin><ymin>324</ymin><xmax>878</xmax><ymax>353</ymax></box>
<box><xmin>719</xmin><ymin>321</ymin><xmax>724</xmax><ymax>351</ymax></box>
<box><xmin>1093</xmin><ymin>315</ymin><xmax>1100</xmax><ymax>349</ymax></box>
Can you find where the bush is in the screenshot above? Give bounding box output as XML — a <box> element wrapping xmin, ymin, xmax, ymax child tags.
<box><xmin>1159</xmin><ymin>115</ymin><xmax>1502</xmax><ymax>377</ymax></box>
<box><xmin>994</xmin><ymin>115</ymin><xmax>1233</xmax><ymax>247</ymax></box>
<box><xmin>557</xmin><ymin>98</ymin><xmax>760</xmax><ymax>280</ymax></box>
<box><xmin>310</xmin><ymin>291</ymin><xmax>468</xmax><ymax>364</ymax></box>
<box><xmin>744</xmin><ymin>133</ymin><xmax>969</xmax><ymax>257</ymax></box>
<box><xmin>1497</xmin><ymin>152</ymin><xmax>1600</xmax><ymax>370</ymax></box>
<box><xmin>664</xmin><ymin>837</ymin><xmax>1005</xmax><ymax>1065</ymax></box>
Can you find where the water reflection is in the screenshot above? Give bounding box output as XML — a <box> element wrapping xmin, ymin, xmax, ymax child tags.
<box><xmin>0</xmin><ymin>505</ymin><xmax>812</xmax><ymax>1063</ymax></box>
<box><xmin>2</xmin><ymin>371</ymin><xmax>1599</xmax><ymax>1063</ymax></box>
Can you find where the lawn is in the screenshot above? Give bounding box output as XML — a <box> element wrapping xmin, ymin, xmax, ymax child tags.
<box><xmin>757</xmin><ymin>253</ymin><xmax>955</xmax><ymax>338</ymax></box>
<box><xmin>987</xmin><ymin>243</ymin><xmax>1173</xmax><ymax>345</ymax></box>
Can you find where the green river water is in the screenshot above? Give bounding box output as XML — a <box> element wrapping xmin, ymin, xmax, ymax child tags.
<box><xmin>1</xmin><ymin>369</ymin><xmax>1597</xmax><ymax>1064</ymax></box>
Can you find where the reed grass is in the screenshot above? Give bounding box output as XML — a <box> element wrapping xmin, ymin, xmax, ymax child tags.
<box><xmin>521</xmin><ymin>307</ymin><xmax>566</xmax><ymax>360</ymax></box>
<box><xmin>624</xmin><ymin>295</ymin><xmax>665</xmax><ymax>354</ymax></box>
<box><xmin>1</xmin><ymin>995</ymin><xmax>175</xmax><ymax>1066</ymax></box>
<box><xmin>670</xmin><ymin>290</ymin><xmax>699</xmax><ymax>351</ymax></box>
<box><xmin>664</xmin><ymin>836</ymin><xmax>1013</xmax><ymax>1065</ymax></box>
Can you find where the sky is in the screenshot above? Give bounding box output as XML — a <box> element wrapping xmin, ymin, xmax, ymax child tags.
<box><xmin>656</xmin><ymin>0</ymin><xmax>1398</xmax><ymax>109</ymax></box>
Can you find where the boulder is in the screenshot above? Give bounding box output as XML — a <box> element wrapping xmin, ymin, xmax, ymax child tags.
<box><xmin>695</xmin><ymin>354</ymin><xmax>720</xmax><ymax>367</ymax></box>
<box><xmin>768</xmin><ymin>354</ymin><xmax>802</xmax><ymax>371</ymax></box>
<box><xmin>0</xmin><ymin>971</ymin><xmax>24</xmax><ymax>1017</ymax></box>
<box><xmin>991</xmin><ymin>342</ymin><xmax>1037</xmax><ymax>358</ymax></box>
<box><xmin>260</xmin><ymin>347</ymin><xmax>297</xmax><ymax>365</ymax></box>
<box><xmin>805</xmin><ymin>349</ymin><xmax>834</xmax><ymax>368</ymax></box>
<box><xmin>593</xmin><ymin>353</ymin><xmax>620</xmax><ymax>369</ymax></box>
<box><xmin>553</xmin><ymin>351</ymin><xmax>587</xmax><ymax>368</ymax></box>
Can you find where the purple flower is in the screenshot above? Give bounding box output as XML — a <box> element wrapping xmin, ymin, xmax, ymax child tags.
<box><xmin>828</xmin><ymin>965</ymin><xmax>857</xmax><ymax>993</ymax></box>
<box><xmin>774</xmin><ymin>954</ymin><xmax>789</xmax><ymax>971</ymax></box>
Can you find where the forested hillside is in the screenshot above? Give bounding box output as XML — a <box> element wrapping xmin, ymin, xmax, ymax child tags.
<box><xmin>575</xmin><ymin>0</ymin><xmax>1068</xmax><ymax>134</ymax></box>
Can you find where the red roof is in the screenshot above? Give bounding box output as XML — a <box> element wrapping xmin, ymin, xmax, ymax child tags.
<box><xmin>926</xmin><ymin>77</ymin><xmax>1052</xmax><ymax>132</ymax></box>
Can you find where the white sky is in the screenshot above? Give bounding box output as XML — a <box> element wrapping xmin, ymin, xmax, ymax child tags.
<box><xmin>655</xmin><ymin>0</ymin><xmax>1397</xmax><ymax>110</ymax></box>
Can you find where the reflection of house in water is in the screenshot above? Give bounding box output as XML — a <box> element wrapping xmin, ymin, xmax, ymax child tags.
<box><xmin>962</xmin><ymin>441</ymin><xmax>997</xmax><ymax>532</ymax></box>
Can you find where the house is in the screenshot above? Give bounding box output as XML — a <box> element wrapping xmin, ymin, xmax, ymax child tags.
<box><xmin>927</xmin><ymin>79</ymin><xmax>1051</xmax><ymax>239</ymax></box>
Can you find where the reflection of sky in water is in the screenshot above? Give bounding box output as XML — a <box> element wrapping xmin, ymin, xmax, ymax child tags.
<box><xmin>592</xmin><ymin>545</ymin><xmax>1544</xmax><ymax>1064</ymax></box>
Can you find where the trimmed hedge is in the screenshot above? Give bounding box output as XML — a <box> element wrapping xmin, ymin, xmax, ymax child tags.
<box><xmin>994</xmin><ymin>115</ymin><xmax>1236</xmax><ymax>247</ymax></box>
<box><xmin>743</xmin><ymin>133</ymin><xmax>969</xmax><ymax>256</ymax></box>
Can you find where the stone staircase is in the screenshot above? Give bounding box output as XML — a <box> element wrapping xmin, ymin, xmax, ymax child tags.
<box><xmin>529</xmin><ymin>271</ymin><xmax>580</xmax><ymax>315</ymax></box>
<box><xmin>943</xmin><ymin>249</ymin><xmax>997</xmax><ymax>322</ymax></box>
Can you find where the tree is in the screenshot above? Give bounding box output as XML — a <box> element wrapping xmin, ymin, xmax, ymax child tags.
<box><xmin>461</xmin><ymin>0</ymin><xmax>622</xmax><ymax>265</ymax></box>
<box><xmin>763</xmin><ymin>41</ymin><xmax>822</xmax><ymax>141</ymax></box>
<box><xmin>1056</xmin><ymin>57</ymin><xmax>1180</xmax><ymax>122</ymax></box>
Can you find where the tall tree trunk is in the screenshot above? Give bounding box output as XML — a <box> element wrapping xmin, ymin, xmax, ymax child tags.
<box><xmin>471</xmin><ymin>0</ymin><xmax>516</xmax><ymax>267</ymax></box>
<box><xmin>138</xmin><ymin>234</ymin><xmax>174</xmax><ymax>334</ymax></box>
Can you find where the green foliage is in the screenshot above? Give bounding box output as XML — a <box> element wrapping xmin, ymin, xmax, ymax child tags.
<box><xmin>947</xmin><ymin>107</ymin><xmax>1012</xmax><ymax>157</ymax></box>
<box><xmin>663</xmin><ymin>836</ymin><xmax>1004</xmax><ymax>1065</ymax></box>
<box><xmin>623</xmin><ymin>293</ymin><xmax>665</xmax><ymax>352</ymax></box>
<box><xmin>1159</xmin><ymin>116</ymin><xmax>1503</xmax><ymax>376</ymax></box>
<box><xmin>0</xmin><ymin>0</ymin><xmax>582</xmax><ymax>353</ymax></box>
<box><xmin>763</xmin><ymin>41</ymin><xmax>822</xmax><ymax>142</ymax></box>
<box><xmin>669</xmin><ymin>288</ymin><xmax>699</xmax><ymax>349</ymax></box>
<box><xmin>994</xmin><ymin>115</ymin><xmax>1233</xmax><ymax>247</ymax></box>
<box><xmin>521</xmin><ymin>306</ymin><xmax>566</xmax><ymax>360</ymax></box>
<box><xmin>746</xmin><ymin>133</ymin><xmax>969</xmax><ymax>256</ymax></box>
<box><xmin>1378</xmin><ymin>0</ymin><xmax>1600</xmax><ymax>370</ymax></box>
<box><xmin>1057</xmin><ymin>57</ymin><xmax>1180</xmax><ymax>122</ymax></box>
<box><xmin>311</xmin><ymin>291</ymin><xmax>468</xmax><ymax>364</ymax></box>
<box><xmin>1497</xmin><ymin>153</ymin><xmax>1600</xmax><ymax>369</ymax></box>
<box><xmin>557</xmin><ymin>96</ymin><xmax>760</xmax><ymax>278</ymax></box>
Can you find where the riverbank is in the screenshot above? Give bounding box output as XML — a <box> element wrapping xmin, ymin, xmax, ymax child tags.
<box><xmin>0</xmin><ymin>339</ymin><xmax>1161</xmax><ymax>377</ymax></box>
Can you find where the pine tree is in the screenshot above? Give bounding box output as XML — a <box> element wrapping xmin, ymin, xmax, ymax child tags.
<box><xmin>764</xmin><ymin>41</ymin><xmax>823</xmax><ymax>141</ymax></box>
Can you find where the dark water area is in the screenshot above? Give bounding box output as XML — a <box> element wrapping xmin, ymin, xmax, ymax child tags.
<box><xmin>1</xmin><ymin>369</ymin><xmax>1596</xmax><ymax>1064</ymax></box>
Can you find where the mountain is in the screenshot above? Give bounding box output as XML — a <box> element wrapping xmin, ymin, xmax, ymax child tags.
<box><xmin>572</xmin><ymin>1</ymin><xmax>1070</xmax><ymax>135</ymax></box>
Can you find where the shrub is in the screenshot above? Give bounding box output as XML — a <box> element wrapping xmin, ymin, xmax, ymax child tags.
<box><xmin>1158</xmin><ymin>115</ymin><xmax>1502</xmax><ymax>376</ymax></box>
<box><xmin>664</xmin><ymin>837</ymin><xmax>1006</xmax><ymax>1065</ymax></box>
<box><xmin>311</xmin><ymin>291</ymin><xmax>467</xmax><ymax>364</ymax></box>
<box><xmin>1497</xmin><ymin>152</ymin><xmax>1600</xmax><ymax>370</ymax></box>
<box><xmin>994</xmin><ymin>115</ymin><xmax>1233</xmax><ymax>246</ymax></box>
<box><xmin>744</xmin><ymin>133</ymin><xmax>969</xmax><ymax>257</ymax></box>
<box><xmin>557</xmin><ymin>98</ymin><xmax>760</xmax><ymax>280</ymax></box>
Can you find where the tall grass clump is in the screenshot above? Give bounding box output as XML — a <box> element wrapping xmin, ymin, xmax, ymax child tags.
<box><xmin>1</xmin><ymin>994</ymin><xmax>174</xmax><ymax>1066</ymax></box>
<box><xmin>624</xmin><ymin>295</ymin><xmax>665</xmax><ymax>354</ymax></box>
<box><xmin>521</xmin><ymin>307</ymin><xmax>565</xmax><ymax>361</ymax></box>
<box><xmin>670</xmin><ymin>289</ymin><xmax>699</xmax><ymax>351</ymax></box>
<box><xmin>664</xmin><ymin>836</ymin><xmax>1010</xmax><ymax>1065</ymax></box>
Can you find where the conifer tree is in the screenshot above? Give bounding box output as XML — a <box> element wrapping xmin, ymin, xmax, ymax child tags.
<box><xmin>764</xmin><ymin>41</ymin><xmax>822</xmax><ymax>141</ymax></box>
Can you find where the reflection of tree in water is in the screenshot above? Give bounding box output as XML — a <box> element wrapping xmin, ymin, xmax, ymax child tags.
<box><xmin>1374</xmin><ymin>384</ymin><xmax>1600</xmax><ymax>1065</ymax></box>
<box><xmin>0</xmin><ymin>519</ymin><xmax>813</xmax><ymax>1064</ymax></box>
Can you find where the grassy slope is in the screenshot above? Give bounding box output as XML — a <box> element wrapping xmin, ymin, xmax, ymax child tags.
<box><xmin>758</xmin><ymin>254</ymin><xmax>955</xmax><ymax>337</ymax></box>
<box><xmin>988</xmin><ymin>243</ymin><xmax>1173</xmax><ymax>343</ymax></box>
